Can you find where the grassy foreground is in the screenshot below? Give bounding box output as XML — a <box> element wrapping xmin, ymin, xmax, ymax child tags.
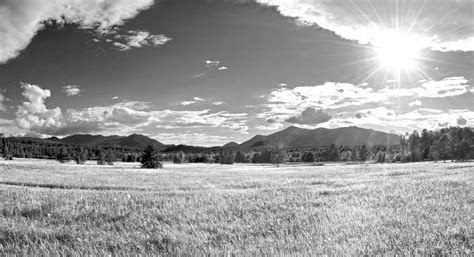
<box><xmin>0</xmin><ymin>159</ymin><xmax>472</xmax><ymax>255</ymax></box>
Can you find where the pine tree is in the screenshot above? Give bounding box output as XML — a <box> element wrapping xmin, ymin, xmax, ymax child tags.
<box><xmin>271</xmin><ymin>150</ymin><xmax>286</xmax><ymax>167</ymax></box>
<box><xmin>56</xmin><ymin>146</ymin><xmax>71</xmax><ymax>163</ymax></box>
<box><xmin>105</xmin><ymin>149</ymin><xmax>115</xmax><ymax>165</ymax></box>
<box><xmin>141</xmin><ymin>144</ymin><xmax>162</xmax><ymax>169</ymax></box>
<box><xmin>97</xmin><ymin>149</ymin><xmax>106</xmax><ymax>165</ymax></box>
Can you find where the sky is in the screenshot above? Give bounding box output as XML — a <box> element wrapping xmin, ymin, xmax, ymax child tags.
<box><xmin>0</xmin><ymin>0</ymin><xmax>473</xmax><ymax>146</ymax></box>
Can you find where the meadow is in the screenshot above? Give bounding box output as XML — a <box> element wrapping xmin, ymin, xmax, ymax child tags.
<box><xmin>0</xmin><ymin>159</ymin><xmax>472</xmax><ymax>255</ymax></box>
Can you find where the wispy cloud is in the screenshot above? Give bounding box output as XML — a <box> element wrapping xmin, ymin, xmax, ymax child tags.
<box><xmin>63</xmin><ymin>85</ymin><xmax>81</xmax><ymax>96</ymax></box>
<box><xmin>0</xmin><ymin>93</ymin><xmax>6</xmax><ymax>112</ymax></box>
<box><xmin>212</xmin><ymin>101</ymin><xmax>225</xmax><ymax>106</ymax></box>
<box><xmin>113</xmin><ymin>30</ymin><xmax>172</xmax><ymax>51</ymax></box>
<box><xmin>262</xmin><ymin>77</ymin><xmax>471</xmax><ymax>119</ymax></box>
<box><xmin>255</xmin><ymin>0</ymin><xmax>474</xmax><ymax>52</ymax></box>
<box><xmin>180</xmin><ymin>97</ymin><xmax>205</xmax><ymax>106</ymax></box>
<box><xmin>0</xmin><ymin>0</ymin><xmax>157</xmax><ymax>64</ymax></box>
<box><xmin>204</xmin><ymin>60</ymin><xmax>220</xmax><ymax>68</ymax></box>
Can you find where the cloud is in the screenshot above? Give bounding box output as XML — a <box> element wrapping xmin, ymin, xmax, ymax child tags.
<box><xmin>326</xmin><ymin>106</ymin><xmax>474</xmax><ymax>133</ymax></box>
<box><xmin>205</xmin><ymin>60</ymin><xmax>220</xmax><ymax>68</ymax></box>
<box><xmin>255</xmin><ymin>0</ymin><xmax>474</xmax><ymax>52</ymax></box>
<box><xmin>113</xmin><ymin>30</ymin><xmax>171</xmax><ymax>51</ymax></box>
<box><xmin>218</xmin><ymin>66</ymin><xmax>228</xmax><ymax>71</ymax></box>
<box><xmin>266</xmin><ymin>118</ymin><xmax>278</xmax><ymax>123</ymax></box>
<box><xmin>16</xmin><ymin>83</ymin><xmax>152</xmax><ymax>136</ymax></box>
<box><xmin>212</xmin><ymin>101</ymin><xmax>225</xmax><ymax>106</ymax></box>
<box><xmin>152</xmin><ymin>109</ymin><xmax>248</xmax><ymax>133</ymax></box>
<box><xmin>0</xmin><ymin>93</ymin><xmax>6</xmax><ymax>111</ymax></box>
<box><xmin>63</xmin><ymin>85</ymin><xmax>81</xmax><ymax>96</ymax></box>
<box><xmin>263</xmin><ymin>77</ymin><xmax>471</xmax><ymax>119</ymax></box>
<box><xmin>112</xmin><ymin>96</ymin><xmax>119</xmax><ymax>100</ymax></box>
<box><xmin>408</xmin><ymin>100</ymin><xmax>422</xmax><ymax>107</ymax></box>
<box><xmin>256</xmin><ymin>123</ymin><xmax>284</xmax><ymax>131</ymax></box>
<box><xmin>285</xmin><ymin>107</ymin><xmax>331</xmax><ymax>125</ymax></box>
<box><xmin>153</xmin><ymin>132</ymin><xmax>230</xmax><ymax>147</ymax></box>
<box><xmin>180</xmin><ymin>97</ymin><xmax>205</xmax><ymax>105</ymax></box>
<box><xmin>457</xmin><ymin>116</ymin><xmax>467</xmax><ymax>126</ymax></box>
<box><xmin>193</xmin><ymin>73</ymin><xmax>206</xmax><ymax>79</ymax></box>
<box><xmin>0</xmin><ymin>0</ymin><xmax>156</xmax><ymax>64</ymax></box>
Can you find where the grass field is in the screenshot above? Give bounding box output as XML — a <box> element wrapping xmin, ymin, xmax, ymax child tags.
<box><xmin>0</xmin><ymin>159</ymin><xmax>472</xmax><ymax>255</ymax></box>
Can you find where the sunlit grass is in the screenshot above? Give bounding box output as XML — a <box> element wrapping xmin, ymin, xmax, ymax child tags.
<box><xmin>0</xmin><ymin>159</ymin><xmax>472</xmax><ymax>255</ymax></box>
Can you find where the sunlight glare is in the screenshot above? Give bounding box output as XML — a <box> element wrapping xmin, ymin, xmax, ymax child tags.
<box><xmin>373</xmin><ymin>31</ymin><xmax>423</xmax><ymax>73</ymax></box>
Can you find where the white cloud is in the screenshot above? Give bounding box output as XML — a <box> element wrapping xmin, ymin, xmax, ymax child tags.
<box><xmin>113</xmin><ymin>30</ymin><xmax>171</xmax><ymax>51</ymax></box>
<box><xmin>286</xmin><ymin>107</ymin><xmax>331</xmax><ymax>125</ymax></box>
<box><xmin>325</xmin><ymin>106</ymin><xmax>474</xmax><ymax>134</ymax></box>
<box><xmin>63</xmin><ymin>85</ymin><xmax>81</xmax><ymax>96</ymax></box>
<box><xmin>205</xmin><ymin>60</ymin><xmax>220</xmax><ymax>68</ymax></box>
<box><xmin>16</xmin><ymin>83</ymin><xmax>153</xmax><ymax>136</ymax></box>
<box><xmin>256</xmin><ymin>123</ymin><xmax>284</xmax><ymax>131</ymax></box>
<box><xmin>153</xmin><ymin>132</ymin><xmax>229</xmax><ymax>147</ymax></box>
<box><xmin>218</xmin><ymin>66</ymin><xmax>228</xmax><ymax>71</ymax></box>
<box><xmin>0</xmin><ymin>93</ymin><xmax>6</xmax><ymax>111</ymax></box>
<box><xmin>152</xmin><ymin>109</ymin><xmax>248</xmax><ymax>133</ymax></box>
<box><xmin>255</xmin><ymin>0</ymin><xmax>474</xmax><ymax>52</ymax></box>
<box><xmin>212</xmin><ymin>101</ymin><xmax>225</xmax><ymax>106</ymax></box>
<box><xmin>180</xmin><ymin>97</ymin><xmax>205</xmax><ymax>105</ymax></box>
<box><xmin>262</xmin><ymin>77</ymin><xmax>471</xmax><ymax>119</ymax></box>
<box><xmin>112</xmin><ymin>96</ymin><xmax>119</xmax><ymax>100</ymax></box>
<box><xmin>408</xmin><ymin>100</ymin><xmax>422</xmax><ymax>107</ymax></box>
<box><xmin>0</xmin><ymin>0</ymin><xmax>156</xmax><ymax>64</ymax></box>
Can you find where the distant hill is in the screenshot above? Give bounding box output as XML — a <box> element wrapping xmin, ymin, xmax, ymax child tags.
<box><xmin>98</xmin><ymin>134</ymin><xmax>164</xmax><ymax>149</ymax></box>
<box><xmin>239</xmin><ymin>126</ymin><xmax>400</xmax><ymax>148</ymax></box>
<box><xmin>222</xmin><ymin>142</ymin><xmax>239</xmax><ymax>148</ymax></box>
<box><xmin>62</xmin><ymin>134</ymin><xmax>122</xmax><ymax>145</ymax></box>
<box><xmin>61</xmin><ymin>133</ymin><xmax>164</xmax><ymax>149</ymax></box>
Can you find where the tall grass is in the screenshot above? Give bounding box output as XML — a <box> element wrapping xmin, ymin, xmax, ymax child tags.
<box><xmin>0</xmin><ymin>159</ymin><xmax>472</xmax><ymax>254</ymax></box>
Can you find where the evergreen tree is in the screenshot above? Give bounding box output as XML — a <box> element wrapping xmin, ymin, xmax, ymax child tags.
<box><xmin>56</xmin><ymin>146</ymin><xmax>71</xmax><ymax>163</ymax></box>
<box><xmin>220</xmin><ymin>153</ymin><xmax>234</xmax><ymax>165</ymax></box>
<box><xmin>2</xmin><ymin>141</ymin><xmax>12</xmax><ymax>160</ymax></box>
<box><xmin>271</xmin><ymin>150</ymin><xmax>286</xmax><ymax>167</ymax></box>
<box><xmin>97</xmin><ymin>150</ymin><xmax>106</xmax><ymax>165</ymax></box>
<box><xmin>251</xmin><ymin>153</ymin><xmax>261</xmax><ymax>163</ymax></box>
<box><xmin>105</xmin><ymin>149</ymin><xmax>115</xmax><ymax>165</ymax></box>
<box><xmin>326</xmin><ymin>144</ymin><xmax>339</xmax><ymax>162</ymax></box>
<box><xmin>141</xmin><ymin>144</ymin><xmax>163</xmax><ymax>169</ymax></box>
<box><xmin>234</xmin><ymin>151</ymin><xmax>246</xmax><ymax>163</ymax></box>
<box><xmin>359</xmin><ymin>145</ymin><xmax>368</xmax><ymax>162</ymax></box>
<box><xmin>302</xmin><ymin>152</ymin><xmax>315</xmax><ymax>162</ymax></box>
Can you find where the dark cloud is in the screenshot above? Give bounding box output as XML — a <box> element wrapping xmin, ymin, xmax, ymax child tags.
<box><xmin>285</xmin><ymin>107</ymin><xmax>331</xmax><ymax>125</ymax></box>
<box><xmin>266</xmin><ymin>118</ymin><xmax>277</xmax><ymax>123</ymax></box>
<box><xmin>355</xmin><ymin>113</ymin><xmax>362</xmax><ymax>119</ymax></box>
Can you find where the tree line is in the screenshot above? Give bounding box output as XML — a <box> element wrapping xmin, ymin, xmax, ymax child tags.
<box><xmin>1</xmin><ymin>126</ymin><xmax>473</xmax><ymax>166</ymax></box>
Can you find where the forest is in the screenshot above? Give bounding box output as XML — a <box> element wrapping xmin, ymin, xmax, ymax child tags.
<box><xmin>1</xmin><ymin>126</ymin><xmax>473</xmax><ymax>165</ymax></box>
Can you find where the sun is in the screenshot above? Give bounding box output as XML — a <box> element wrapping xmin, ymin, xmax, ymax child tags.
<box><xmin>373</xmin><ymin>31</ymin><xmax>423</xmax><ymax>73</ymax></box>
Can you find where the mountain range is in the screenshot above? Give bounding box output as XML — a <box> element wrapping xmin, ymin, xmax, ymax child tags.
<box><xmin>237</xmin><ymin>126</ymin><xmax>400</xmax><ymax>148</ymax></box>
<box><xmin>29</xmin><ymin>126</ymin><xmax>400</xmax><ymax>150</ymax></box>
